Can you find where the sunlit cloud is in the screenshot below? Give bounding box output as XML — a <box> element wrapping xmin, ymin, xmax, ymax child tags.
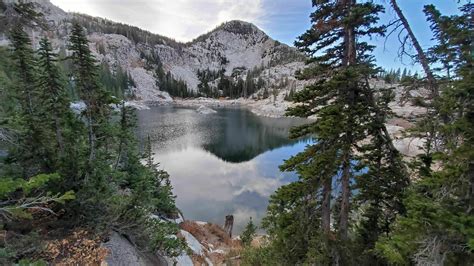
<box><xmin>50</xmin><ymin>0</ymin><xmax>265</xmax><ymax>42</ymax></box>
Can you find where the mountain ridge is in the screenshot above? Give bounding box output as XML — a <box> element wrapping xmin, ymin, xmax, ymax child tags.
<box><xmin>1</xmin><ymin>0</ymin><xmax>307</xmax><ymax>103</ymax></box>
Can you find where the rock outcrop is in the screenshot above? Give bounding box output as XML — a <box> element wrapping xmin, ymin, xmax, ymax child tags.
<box><xmin>196</xmin><ymin>105</ymin><xmax>217</xmax><ymax>115</ymax></box>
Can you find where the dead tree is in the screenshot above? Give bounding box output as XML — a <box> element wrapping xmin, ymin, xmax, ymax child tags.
<box><xmin>388</xmin><ymin>0</ymin><xmax>439</xmax><ymax>98</ymax></box>
<box><xmin>224</xmin><ymin>215</ymin><xmax>234</xmax><ymax>238</ymax></box>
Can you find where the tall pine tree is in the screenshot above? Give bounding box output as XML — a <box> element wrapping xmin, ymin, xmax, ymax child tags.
<box><xmin>37</xmin><ymin>38</ymin><xmax>71</xmax><ymax>159</ymax></box>
<box><xmin>261</xmin><ymin>0</ymin><xmax>408</xmax><ymax>264</ymax></box>
<box><xmin>7</xmin><ymin>24</ymin><xmax>50</xmax><ymax>177</ymax></box>
<box><xmin>68</xmin><ymin>23</ymin><xmax>115</xmax><ymax>171</ymax></box>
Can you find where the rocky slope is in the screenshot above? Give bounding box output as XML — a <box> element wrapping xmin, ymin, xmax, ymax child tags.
<box><xmin>0</xmin><ymin>0</ymin><xmax>308</xmax><ymax>103</ymax></box>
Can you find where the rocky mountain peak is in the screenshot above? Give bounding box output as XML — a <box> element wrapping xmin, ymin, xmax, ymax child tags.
<box><xmin>1</xmin><ymin>0</ymin><xmax>307</xmax><ymax>102</ymax></box>
<box><xmin>217</xmin><ymin>20</ymin><xmax>263</xmax><ymax>35</ymax></box>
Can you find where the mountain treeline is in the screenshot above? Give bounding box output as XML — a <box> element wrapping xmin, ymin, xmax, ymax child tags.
<box><xmin>70</xmin><ymin>13</ymin><xmax>182</xmax><ymax>49</ymax></box>
<box><xmin>241</xmin><ymin>1</ymin><xmax>473</xmax><ymax>265</ymax></box>
<box><xmin>196</xmin><ymin>67</ymin><xmax>266</xmax><ymax>99</ymax></box>
<box><xmin>379</xmin><ymin>67</ymin><xmax>419</xmax><ymax>84</ymax></box>
<box><xmin>0</xmin><ymin>2</ymin><xmax>184</xmax><ymax>264</ymax></box>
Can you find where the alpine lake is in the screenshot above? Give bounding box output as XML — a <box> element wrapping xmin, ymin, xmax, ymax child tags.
<box><xmin>137</xmin><ymin>105</ymin><xmax>312</xmax><ymax>233</ymax></box>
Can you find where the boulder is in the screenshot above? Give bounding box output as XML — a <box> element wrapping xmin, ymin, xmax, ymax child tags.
<box><xmin>196</xmin><ymin>105</ymin><xmax>217</xmax><ymax>114</ymax></box>
<box><xmin>102</xmin><ymin>232</ymin><xmax>166</xmax><ymax>266</ymax></box>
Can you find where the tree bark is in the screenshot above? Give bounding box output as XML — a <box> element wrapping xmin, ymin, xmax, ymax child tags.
<box><xmin>87</xmin><ymin>110</ymin><xmax>96</xmax><ymax>170</ymax></box>
<box><xmin>338</xmin><ymin>0</ymin><xmax>356</xmax><ymax>241</ymax></box>
<box><xmin>321</xmin><ymin>177</ymin><xmax>332</xmax><ymax>235</ymax></box>
<box><xmin>339</xmin><ymin>154</ymin><xmax>351</xmax><ymax>240</ymax></box>
<box><xmin>342</xmin><ymin>0</ymin><xmax>357</xmax><ymax>66</ymax></box>
<box><xmin>389</xmin><ymin>0</ymin><xmax>439</xmax><ymax>98</ymax></box>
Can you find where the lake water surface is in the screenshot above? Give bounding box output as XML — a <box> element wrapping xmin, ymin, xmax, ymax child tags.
<box><xmin>138</xmin><ymin>106</ymin><xmax>311</xmax><ymax>233</ymax></box>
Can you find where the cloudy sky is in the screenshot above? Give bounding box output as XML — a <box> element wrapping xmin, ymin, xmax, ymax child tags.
<box><xmin>50</xmin><ymin>0</ymin><xmax>464</xmax><ymax>70</ymax></box>
<box><xmin>50</xmin><ymin>0</ymin><xmax>312</xmax><ymax>43</ymax></box>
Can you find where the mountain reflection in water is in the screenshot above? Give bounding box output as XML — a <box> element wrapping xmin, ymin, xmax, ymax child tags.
<box><xmin>138</xmin><ymin>106</ymin><xmax>311</xmax><ymax>233</ymax></box>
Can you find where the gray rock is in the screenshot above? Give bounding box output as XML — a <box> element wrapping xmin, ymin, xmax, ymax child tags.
<box><xmin>102</xmin><ymin>232</ymin><xmax>167</xmax><ymax>266</ymax></box>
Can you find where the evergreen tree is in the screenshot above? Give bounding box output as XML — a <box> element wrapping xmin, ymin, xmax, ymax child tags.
<box><xmin>241</xmin><ymin>217</ymin><xmax>257</xmax><ymax>246</ymax></box>
<box><xmin>10</xmin><ymin>24</ymin><xmax>36</xmax><ymax>117</ymax></box>
<box><xmin>377</xmin><ymin>4</ymin><xmax>474</xmax><ymax>264</ymax></box>
<box><xmin>142</xmin><ymin>135</ymin><xmax>176</xmax><ymax>215</ymax></box>
<box><xmin>68</xmin><ymin>23</ymin><xmax>115</xmax><ymax>168</ymax></box>
<box><xmin>259</xmin><ymin>1</ymin><xmax>407</xmax><ymax>264</ymax></box>
<box><xmin>7</xmin><ymin>24</ymin><xmax>47</xmax><ymax>177</ymax></box>
<box><xmin>1</xmin><ymin>19</ymin><xmax>185</xmax><ymax>265</ymax></box>
<box><xmin>36</xmin><ymin>38</ymin><xmax>74</xmax><ymax>162</ymax></box>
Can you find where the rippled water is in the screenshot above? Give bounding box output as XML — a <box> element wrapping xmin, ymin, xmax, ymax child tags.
<box><xmin>137</xmin><ymin>106</ymin><xmax>311</xmax><ymax>233</ymax></box>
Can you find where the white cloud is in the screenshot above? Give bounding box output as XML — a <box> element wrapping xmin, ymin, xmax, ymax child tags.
<box><xmin>50</xmin><ymin>0</ymin><xmax>265</xmax><ymax>42</ymax></box>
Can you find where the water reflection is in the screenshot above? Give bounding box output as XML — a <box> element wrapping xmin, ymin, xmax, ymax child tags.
<box><xmin>137</xmin><ymin>106</ymin><xmax>310</xmax><ymax>233</ymax></box>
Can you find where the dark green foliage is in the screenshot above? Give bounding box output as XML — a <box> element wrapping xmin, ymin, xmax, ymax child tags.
<box><xmin>376</xmin><ymin>4</ymin><xmax>474</xmax><ymax>264</ymax></box>
<box><xmin>9</xmin><ymin>24</ymin><xmax>37</xmax><ymax>116</ymax></box>
<box><xmin>159</xmin><ymin>70</ymin><xmax>194</xmax><ymax>98</ymax></box>
<box><xmin>198</xmin><ymin>68</ymin><xmax>222</xmax><ymax>97</ymax></box>
<box><xmin>379</xmin><ymin>67</ymin><xmax>416</xmax><ymax>84</ymax></box>
<box><xmin>7</xmin><ymin>24</ymin><xmax>49</xmax><ymax>178</ymax></box>
<box><xmin>261</xmin><ymin>181</ymin><xmax>319</xmax><ymax>263</ymax></box>
<box><xmin>241</xmin><ymin>217</ymin><xmax>257</xmax><ymax>246</ymax></box>
<box><xmin>1</xmin><ymin>21</ymin><xmax>184</xmax><ymax>264</ymax></box>
<box><xmin>0</xmin><ymin>47</ymin><xmax>16</xmax><ymax>126</ymax></box>
<box><xmin>36</xmin><ymin>38</ymin><xmax>79</xmax><ymax>169</ymax></box>
<box><xmin>68</xmin><ymin>22</ymin><xmax>117</xmax><ymax>171</ymax></box>
<box><xmin>64</xmin><ymin>25</ymin><xmax>184</xmax><ymax>256</ymax></box>
<box><xmin>141</xmin><ymin>51</ymin><xmax>195</xmax><ymax>98</ymax></box>
<box><xmin>239</xmin><ymin>245</ymin><xmax>276</xmax><ymax>266</ymax></box>
<box><xmin>197</xmin><ymin>67</ymin><xmax>266</xmax><ymax>99</ymax></box>
<box><xmin>247</xmin><ymin>1</ymin><xmax>408</xmax><ymax>264</ymax></box>
<box><xmin>98</xmin><ymin>62</ymin><xmax>135</xmax><ymax>99</ymax></box>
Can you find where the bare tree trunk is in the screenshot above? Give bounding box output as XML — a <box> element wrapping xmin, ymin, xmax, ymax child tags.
<box><xmin>390</xmin><ymin>0</ymin><xmax>442</xmax><ymax>173</ymax></box>
<box><xmin>339</xmin><ymin>154</ymin><xmax>351</xmax><ymax>240</ymax></box>
<box><xmin>321</xmin><ymin>177</ymin><xmax>332</xmax><ymax>235</ymax></box>
<box><xmin>87</xmin><ymin>111</ymin><xmax>96</xmax><ymax>175</ymax></box>
<box><xmin>389</xmin><ymin>0</ymin><xmax>439</xmax><ymax>98</ymax></box>
<box><xmin>224</xmin><ymin>215</ymin><xmax>234</xmax><ymax>238</ymax></box>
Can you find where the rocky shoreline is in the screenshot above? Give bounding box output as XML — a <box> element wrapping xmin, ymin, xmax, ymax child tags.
<box><xmin>103</xmin><ymin>218</ymin><xmax>246</xmax><ymax>266</ymax></box>
<box><xmin>143</xmin><ymin>96</ymin><xmax>427</xmax><ymax>159</ymax></box>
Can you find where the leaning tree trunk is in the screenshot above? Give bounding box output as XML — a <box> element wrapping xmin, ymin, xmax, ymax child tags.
<box><xmin>389</xmin><ymin>0</ymin><xmax>439</xmax><ymax>98</ymax></box>
<box><xmin>390</xmin><ymin>0</ymin><xmax>442</xmax><ymax>172</ymax></box>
